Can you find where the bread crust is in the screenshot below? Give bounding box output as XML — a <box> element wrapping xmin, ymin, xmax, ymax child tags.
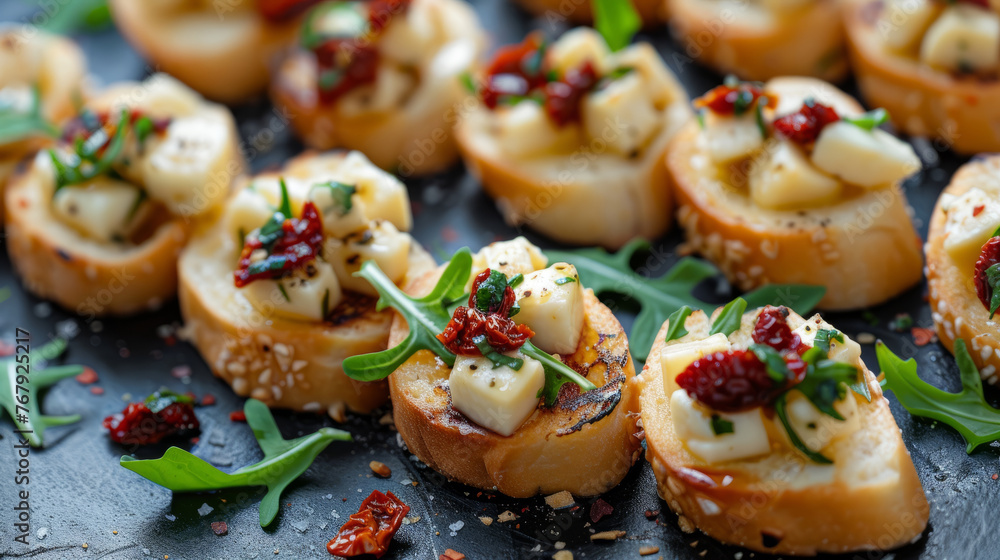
<box><xmin>511</xmin><ymin>0</ymin><xmax>665</xmax><ymax>25</ymax></box>
<box><xmin>387</xmin><ymin>266</ymin><xmax>642</xmax><ymax>497</ymax></box>
<box><xmin>927</xmin><ymin>156</ymin><xmax>1000</xmax><ymax>384</ymax></box>
<box><xmin>269</xmin><ymin>0</ymin><xmax>484</xmax><ymax>175</ymax></box>
<box><xmin>640</xmin><ymin>308</ymin><xmax>929</xmax><ymax>555</ymax></box>
<box><xmin>665</xmin><ymin>0</ymin><xmax>848</xmax><ymax>82</ymax></box>
<box><xmin>109</xmin><ymin>1</ymin><xmax>298</xmax><ymax>103</ymax></box>
<box><xmin>667</xmin><ymin>78</ymin><xmax>923</xmax><ymax>310</ymax></box>
<box><xmin>844</xmin><ymin>0</ymin><xmax>1000</xmax><ymax>154</ymax></box>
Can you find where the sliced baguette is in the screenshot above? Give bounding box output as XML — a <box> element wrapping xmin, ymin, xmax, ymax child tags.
<box><xmin>511</xmin><ymin>0</ymin><xmax>665</xmax><ymax>25</ymax></box>
<box><xmin>387</xmin><ymin>264</ymin><xmax>642</xmax><ymax>497</ymax></box>
<box><xmin>844</xmin><ymin>0</ymin><xmax>1000</xmax><ymax>154</ymax></box>
<box><xmin>640</xmin><ymin>307</ymin><xmax>929</xmax><ymax>555</ymax></box>
<box><xmin>665</xmin><ymin>0</ymin><xmax>848</xmax><ymax>82</ymax></box>
<box><xmin>668</xmin><ymin>77</ymin><xmax>923</xmax><ymax>310</ymax></box>
<box><xmin>927</xmin><ymin>156</ymin><xmax>1000</xmax><ymax>383</ymax></box>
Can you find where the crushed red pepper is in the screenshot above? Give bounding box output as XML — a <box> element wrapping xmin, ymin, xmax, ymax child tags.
<box><xmin>257</xmin><ymin>0</ymin><xmax>322</xmax><ymax>21</ymax></box>
<box><xmin>327</xmin><ymin>490</ymin><xmax>409</xmax><ymax>558</ymax></box>
<box><xmin>102</xmin><ymin>391</ymin><xmax>199</xmax><ymax>445</ymax></box>
<box><xmin>437</xmin><ymin>269</ymin><xmax>534</xmax><ymax>355</ymax></box>
<box><xmin>234</xmin><ymin>201</ymin><xmax>325</xmax><ymax>288</ymax></box>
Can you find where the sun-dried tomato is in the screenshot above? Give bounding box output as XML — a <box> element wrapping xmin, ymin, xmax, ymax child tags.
<box><xmin>256</xmin><ymin>0</ymin><xmax>322</xmax><ymax>21</ymax></box>
<box><xmin>102</xmin><ymin>394</ymin><xmax>199</xmax><ymax>445</ymax></box>
<box><xmin>234</xmin><ymin>202</ymin><xmax>325</xmax><ymax>288</ymax></box>
<box><xmin>676</xmin><ymin>350</ymin><xmax>785</xmax><ymax>412</ymax></box>
<box><xmin>437</xmin><ymin>269</ymin><xmax>534</xmax><ymax>355</ymax></box>
<box><xmin>752</xmin><ymin>306</ymin><xmax>805</xmax><ymax>355</ymax></box>
<box><xmin>61</xmin><ymin>108</ymin><xmax>170</xmax><ymax>153</ymax></box>
<box><xmin>773</xmin><ymin>101</ymin><xmax>840</xmax><ymax>145</ymax></box>
<box><xmin>974</xmin><ymin>236</ymin><xmax>1000</xmax><ymax>314</ymax></box>
<box><xmin>694</xmin><ymin>82</ymin><xmax>775</xmax><ymax>116</ymax></box>
<box><xmin>327</xmin><ymin>490</ymin><xmax>409</xmax><ymax>558</ymax></box>
<box><xmin>544</xmin><ymin>61</ymin><xmax>598</xmax><ymax>127</ymax></box>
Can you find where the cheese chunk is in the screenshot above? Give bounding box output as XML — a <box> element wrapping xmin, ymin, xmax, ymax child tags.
<box><xmin>793</xmin><ymin>317</ymin><xmax>862</xmax><ymax>365</ymax></box>
<box><xmin>241</xmin><ymin>261</ymin><xmax>343</xmax><ymax>323</ymax></box>
<box><xmin>546</xmin><ymin>28</ymin><xmax>610</xmax><ymax>76</ymax></box>
<box><xmin>473</xmin><ymin>237</ymin><xmax>548</xmax><ymax>280</ymax></box>
<box><xmin>378</xmin><ymin>3</ymin><xmax>435</xmax><ymax>65</ymax></box>
<box><xmin>52</xmin><ymin>178</ymin><xmax>147</xmax><ymax>243</ymax></box>
<box><xmin>781</xmin><ymin>389</ymin><xmax>860</xmax><ymax>453</ymax></box>
<box><xmin>449</xmin><ymin>353</ymin><xmax>545</xmax><ymax>436</ymax></box>
<box><xmin>514</xmin><ymin>264</ymin><xmax>585</xmax><ymax>355</ymax></box>
<box><xmin>920</xmin><ymin>5</ymin><xmax>1000</xmax><ymax>74</ymax></box>
<box><xmin>583</xmin><ymin>71</ymin><xmax>659</xmax><ymax>157</ymax></box>
<box><xmin>136</xmin><ymin>74</ymin><xmax>204</xmax><ymax>118</ymax></box>
<box><xmin>342</xmin><ymin>64</ymin><xmax>416</xmax><ymax>115</ymax></box>
<box><xmin>670</xmin><ymin>390</ymin><xmax>771</xmax><ymax>463</ymax></box>
<box><xmin>326</xmin><ymin>221</ymin><xmax>412</xmax><ymax>295</ymax></box>
<box><xmin>226</xmin><ymin>187</ymin><xmax>276</xmax><ymax>245</ymax></box>
<box><xmin>749</xmin><ymin>140</ymin><xmax>841</xmax><ymax>210</ymax></box>
<box><xmin>702</xmin><ymin>112</ymin><xmax>765</xmax><ymax>164</ymax></box>
<box><xmin>335</xmin><ymin>152</ymin><xmax>412</xmax><ymax>232</ymax></box>
<box><xmin>942</xmin><ymin>187</ymin><xmax>1000</xmax><ymax>270</ymax></box>
<box><xmin>496</xmin><ymin>101</ymin><xmax>581</xmax><ymax>158</ymax></box>
<box><xmin>880</xmin><ymin>0</ymin><xmax>942</xmax><ymax>52</ymax></box>
<box><xmin>308</xmin><ymin>181</ymin><xmax>369</xmax><ymax>238</ymax></box>
<box><xmin>660</xmin><ymin>333</ymin><xmax>732</xmax><ymax>396</ymax></box>
<box><xmin>811</xmin><ymin>121</ymin><xmax>920</xmax><ymax>188</ymax></box>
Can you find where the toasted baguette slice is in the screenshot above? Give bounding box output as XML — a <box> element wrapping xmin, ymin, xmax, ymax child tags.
<box><xmin>927</xmin><ymin>156</ymin><xmax>1000</xmax><ymax>383</ymax></box>
<box><xmin>110</xmin><ymin>1</ymin><xmax>298</xmax><ymax>103</ymax></box>
<box><xmin>640</xmin><ymin>307</ymin><xmax>929</xmax><ymax>555</ymax></box>
<box><xmin>270</xmin><ymin>0</ymin><xmax>484</xmax><ymax>176</ymax></box>
<box><xmin>844</xmin><ymin>0</ymin><xmax>1000</xmax><ymax>154</ymax></box>
<box><xmin>665</xmin><ymin>0</ymin><xmax>847</xmax><ymax>82</ymax></box>
<box><xmin>387</xmin><ymin>265</ymin><xmax>642</xmax><ymax>497</ymax></box>
<box><xmin>512</xmin><ymin>0</ymin><xmax>665</xmax><ymax>25</ymax></box>
<box><xmin>668</xmin><ymin>77</ymin><xmax>923</xmax><ymax>310</ymax></box>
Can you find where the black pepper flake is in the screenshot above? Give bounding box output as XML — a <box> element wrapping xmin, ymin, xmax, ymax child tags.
<box><xmin>56</xmin><ymin>249</ymin><xmax>73</xmax><ymax>262</ymax></box>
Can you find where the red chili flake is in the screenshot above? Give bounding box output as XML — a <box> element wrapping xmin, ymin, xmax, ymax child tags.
<box><xmin>975</xmin><ymin>236</ymin><xmax>1000</xmax><ymax>315</ymax></box>
<box><xmin>102</xmin><ymin>394</ymin><xmax>199</xmax><ymax>445</ymax></box>
<box><xmin>75</xmin><ymin>367</ymin><xmax>99</xmax><ymax>385</ymax></box>
<box><xmin>992</xmin><ymin>473</ymin><xmax>998</xmax><ymax>480</ymax></box>
<box><xmin>0</xmin><ymin>340</ymin><xmax>15</xmax><ymax>357</ymax></box>
<box><xmin>327</xmin><ymin>490</ymin><xmax>409</xmax><ymax>558</ymax></box>
<box><xmin>190</xmin><ymin>437</ymin><xmax>200</xmax><ymax>444</ymax></box>
<box><xmin>590</xmin><ymin>498</ymin><xmax>614</xmax><ymax>524</ymax></box>
<box><xmin>694</xmin><ymin>82</ymin><xmax>775</xmax><ymax>116</ymax></box>
<box><xmin>234</xmin><ymin>202</ymin><xmax>325</xmax><ymax>288</ymax></box>
<box><xmin>911</xmin><ymin>327</ymin><xmax>937</xmax><ymax>347</ymax></box>
<box><xmin>441</xmin><ymin>226</ymin><xmax>459</xmax><ymax>243</ymax></box>
<box><xmin>257</xmin><ymin>0</ymin><xmax>322</xmax><ymax>21</ymax></box>
<box><xmin>437</xmin><ymin>269</ymin><xmax>534</xmax><ymax>355</ymax></box>
<box><xmin>211</xmin><ymin>521</ymin><xmax>229</xmax><ymax>536</ymax></box>
<box><xmin>90</xmin><ymin>386</ymin><xmax>105</xmax><ymax>395</ymax></box>
<box><xmin>201</xmin><ymin>394</ymin><xmax>217</xmax><ymax>406</ymax></box>
<box><xmin>974</xmin><ymin>205</ymin><xmax>986</xmax><ymax>217</ymax></box>
<box><xmin>644</xmin><ymin>509</ymin><xmax>659</xmax><ymax>520</ymax></box>
<box><xmin>773</xmin><ymin>101</ymin><xmax>840</xmax><ymax>145</ymax></box>
<box><xmin>171</xmin><ymin>365</ymin><xmax>192</xmax><ymax>379</ymax></box>
<box><xmin>229</xmin><ymin>410</ymin><xmax>247</xmax><ymax>422</ymax></box>
<box><xmin>440</xmin><ymin>550</ymin><xmax>465</xmax><ymax>560</ymax></box>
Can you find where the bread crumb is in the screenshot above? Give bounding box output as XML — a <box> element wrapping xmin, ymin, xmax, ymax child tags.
<box><xmin>856</xmin><ymin>332</ymin><xmax>876</xmax><ymax>344</ymax></box>
<box><xmin>439</xmin><ymin>549</ymin><xmax>465</xmax><ymax>560</ymax></box>
<box><xmin>369</xmin><ymin>461</ymin><xmax>391</xmax><ymax>478</ymax></box>
<box><xmin>552</xmin><ymin>551</ymin><xmax>573</xmax><ymax>560</ymax></box>
<box><xmin>544</xmin><ymin>491</ymin><xmax>575</xmax><ymax>509</ymax></box>
<box><xmin>678</xmin><ymin>515</ymin><xmax>695</xmax><ymax>533</ymax></box>
<box><xmin>639</xmin><ymin>545</ymin><xmax>660</xmax><ymax>555</ymax></box>
<box><xmin>497</xmin><ymin>510</ymin><xmax>517</xmax><ymax>523</ymax></box>
<box><xmin>554</xmin><ymin>541</ymin><xmax>565</xmax><ymax>549</ymax></box>
<box><xmin>590</xmin><ymin>530</ymin><xmax>626</xmax><ymax>541</ymax></box>
<box><xmin>478</xmin><ymin>516</ymin><xmax>493</xmax><ymax>526</ymax></box>
<box><xmin>378</xmin><ymin>412</ymin><xmax>394</xmax><ymax>426</ymax></box>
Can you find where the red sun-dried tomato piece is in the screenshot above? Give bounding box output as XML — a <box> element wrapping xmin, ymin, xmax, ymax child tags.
<box><xmin>974</xmin><ymin>236</ymin><xmax>1000</xmax><ymax>314</ymax></box>
<box><xmin>327</xmin><ymin>490</ymin><xmax>409</xmax><ymax>558</ymax></box>
<box><xmin>102</xmin><ymin>400</ymin><xmax>199</xmax><ymax>446</ymax></box>
<box><xmin>752</xmin><ymin>306</ymin><xmax>805</xmax><ymax>355</ymax></box>
<box><xmin>773</xmin><ymin>101</ymin><xmax>840</xmax><ymax>145</ymax></box>
<box><xmin>676</xmin><ymin>350</ymin><xmax>785</xmax><ymax>412</ymax></box>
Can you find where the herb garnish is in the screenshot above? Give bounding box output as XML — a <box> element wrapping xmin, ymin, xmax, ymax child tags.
<box><xmin>300</xmin><ymin>1</ymin><xmax>369</xmax><ymax>50</ymax></box>
<box><xmin>121</xmin><ymin>399</ymin><xmax>351</xmax><ymax>527</ymax></box>
<box><xmin>0</xmin><ymin>338</ymin><xmax>83</xmax><ymax>447</ymax></box>
<box><xmin>984</xmin><ymin>263</ymin><xmax>1000</xmax><ymax>318</ymax></box>
<box><xmin>0</xmin><ymin>86</ymin><xmax>59</xmax><ymax>145</ymax></box>
<box><xmin>311</xmin><ymin>181</ymin><xmax>356</xmax><ymax>217</ymax></box>
<box><xmin>843</xmin><ymin>108</ymin><xmax>889</xmax><ymax>131</ymax></box>
<box><xmin>592</xmin><ymin>0</ymin><xmax>641</xmax><ymax>51</ymax></box>
<box><xmin>143</xmin><ymin>390</ymin><xmax>194</xmax><ymax>414</ymax></box>
<box><xmin>664</xmin><ymin>306</ymin><xmax>693</xmax><ymax>343</ymax></box>
<box><xmin>49</xmin><ymin>107</ymin><xmax>131</xmax><ymax>192</ymax></box>
<box><xmin>711</xmin><ymin>414</ymin><xmax>734</xmax><ymax>436</ymax></box>
<box><xmin>554</xmin><ymin>276</ymin><xmax>577</xmax><ymax>285</ymax></box>
<box><xmin>709</xmin><ymin>297</ymin><xmax>747</xmax><ymax>336</ymax></box>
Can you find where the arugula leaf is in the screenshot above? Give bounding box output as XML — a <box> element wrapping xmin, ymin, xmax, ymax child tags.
<box><xmin>592</xmin><ymin>0</ymin><xmax>641</xmax><ymax>51</ymax></box>
<box><xmin>843</xmin><ymin>108</ymin><xmax>890</xmax><ymax>131</ymax></box>
<box><xmin>35</xmin><ymin>0</ymin><xmax>111</xmax><ymax>33</ymax></box>
<box><xmin>311</xmin><ymin>181</ymin><xmax>356</xmax><ymax>217</ymax></box>
<box><xmin>709</xmin><ymin>298</ymin><xmax>747</xmax><ymax>336</ymax></box>
<box><xmin>474</xmin><ymin>269</ymin><xmax>510</xmax><ymax>313</ymax></box>
<box><xmin>0</xmin><ymin>86</ymin><xmax>59</xmax><ymax>145</ymax></box>
<box><xmin>664</xmin><ymin>306</ymin><xmax>692</xmax><ymax>343</ymax></box>
<box><xmin>749</xmin><ymin>343</ymin><xmax>791</xmax><ymax>384</ymax></box>
<box><xmin>794</xmin><ymin>348</ymin><xmax>857</xmax><ymax>421</ymax></box>
<box><xmin>0</xmin><ymin>339</ymin><xmax>83</xmax><ymax>447</ymax></box>
<box><xmin>524</xmin><ymin>341</ymin><xmax>593</xmax><ymax>406</ymax></box>
<box><xmin>711</xmin><ymin>414</ymin><xmax>734</xmax><ymax>436</ymax></box>
<box><xmin>878</xmin><ymin>340</ymin><xmax>1000</xmax><ymax>453</ymax></box>
<box><xmin>121</xmin><ymin>399</ymin><xmax>351</xmax><ymax>527</ymax></box>
<box><xmin>554</xmin><ymin>276</ymin><xmax>577</xmax><ymax>285</ymax></box>
<box><xmin>473</xmin><ymin>335</ymin><xmax>524</xmax><ymax>370</ymax></box>
<box><xmin>544</xmin><ymin>241</ymin><xmax>825</xmax><ymax>361</ymax></box>
<box><xmin>144</xmin><ymin>390</ymin><xmax>194</xmax><ymax>414</ymax></box>
<box><xmin>774</xmin><ymin>394</ymin><xmax>832</xmax><ymax>464</ymax></box>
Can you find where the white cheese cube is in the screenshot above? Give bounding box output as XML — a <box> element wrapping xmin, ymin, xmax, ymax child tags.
<box><xmin>793</xmin><ymin>316</ymin><xmax>862</xmax><ymax>365</ymax></box>
<box><xmin>660</xmin><ymin>333</ymin><xmax>732</xmax><ymax>396</ymax></box>
<box><xmin>308</xmin><ymin>181</ymin><xmax>369</xmax><ymax>238</ymax></box>
<box><xmin>780</xmin><ymin>389</ymin><xmax>860</xmax><ymax>453</ymax></box>
<box><xmin>942</xmin><ymin>187</ymin><xmax>1000</xmax><ymax>270</ymax></box>
<box><xmin>449</xmin><ymin>353</ymin><xmax>545</xmax><ymax>436</ymax></box>
<box><xmin>135</xmin><ymin>74</ymin><xmax>204</xmax><ymax>118</ymax></box>
<box><xmin>880</xmin><ymin>0</ymin><xmax>943</xmax><ymax>52</ymax></box>
<box><xmin>749</xmin><ymin>140</ymin><xmax>841</xmax><ymax>210</ymax></box>
<box><xmin>670</xmin><ymin>390</ymin><xmax>771</xmax><ymax>463</ymax></box>
<box><xmin>583</xmin><ymin>72</ymin><xmax>660</xmax><ymax>157</ymax></box>
<box><xmin>472</xmin><ymin>237</ymin><xmax>548</xmax><ymax>280</ymax></box>
<box><xmin>326</xmin><ymin>220</ymin><xmax>412</xmax><ymax>296</ymax></box>
<box><xmin>226</xmin><ymin>187</ymin><xmax>276</xmax><ymax>245</ymax></box>
<box><xmin>546</xmin><ymin>28</ymin><xmax>611</xmax><ymax>77</ymax></box>
<box><xmin>920</xmin><ymin>5</ymin><xmax>1000</xmax><ymax>74</ymax></box>
<box><xmin>811</xmin><ymin>121</ymin><xmax>920</xmax><ymax>188</ymax></box>
<box><xmin>369</xmin><ymin>65</ymin><xmax>415</xmax><ymax>113</ymax></box>
<box><xmin>52</xmin><ymin>177</ymin><xmax>147</xmax><ymax>243</ymax></box>
<box><xmin>378</xmin><ymin>3</ymin><xmax>435</xmax><ymax>65</ymax></box>
<box><xmin>241</xmin><ymin>260</ymin><xmax>343</xmax><ymax>323</ymax></box>
<box><xmin>514</xmin><ymin>264</ymin><xmax>585</xmax><ymax>355</ymax></box>
<box><xmin>702</xmin><ymin>112</ymin><xmax>765</xmax><ymax>164</ymax></box>
<box><xmin>496</xmin><ymin>101</ymin><xmax>581</xmax><ymax>158</ymax></box>
<box><xmin>337</xmin><ymin>152</ymin><xmax>412</xmax><ymax>232</ymax></box>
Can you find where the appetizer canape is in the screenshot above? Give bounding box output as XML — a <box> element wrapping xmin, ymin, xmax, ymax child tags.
<box><xmin>928</xmin><ymin>156</ymin><xmax>1000</xmax><ymax>383</ymax></box>
<box><xmin>512</xmin><ymin>0</ymin><xmax>663</xmax><ymax>25</ymax></box>
<box><xmin>4</xmin><ymin>74</ymin><xmax>243</xmax><ymax>317</ymax></box>
<box><xmin>845</xmin><ymin>0</ymin><xmax>1000</xmax><ymax>153</ymax></box>
<box><xmin>0</xmin><ymin>28</ymin><xmax>88</xmax><ymax>227</ymax></box>
<box><xmin>109</xmin><ymin>0</ymin><xmax>304</xmax><ymax>103</ymax></box>
<box><xmin>455</xmin><ymin>29</ymin><xmax>691</xmax><ymax>249</ymax></box>
<box><xmin>344</xmin><ymin>238</ymin><xmax>642</xmax><ymax>497</ymax></box>
<box><xmin>665</xmin><ymin>0</ymin><xmax>848</xmax><ymax>82</ymax></box>
<box><xmin>668</xmin><ymin>76</ymin><xmax>923</xmax><ymax>310</ymax></box>
<box><xmin>178</xmin><ymin>151</ymin><xmax>435</xmax><ymax>415</ymax></box>
<box><xmin>640</xmin><ymin>303</ymin><xmax>929</xmax><ymax>554</ymax></box>
<box><xmin>270</xmin><ymin>0</ymin><xmax>484</xmax><ymax>175</ymax></box>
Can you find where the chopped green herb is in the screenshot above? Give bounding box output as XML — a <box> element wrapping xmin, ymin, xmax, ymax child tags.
<box><xmin>794</xmin><ymin>347</ymin><xmax>857</xmax><ymax>421</ymax></box>
<box><xmin>475</xmin><ymin>269</ymin><xmax>511</xmax><ymax>313</ymax></box>
<box><xmin>592</xmin><ymin>0</ymin><xmax>641</xmax><ymax>51</ymax></box>
<box><xmin>472</xmin><ymin>335</ymin><xmax>524</xmax><ymax>370</ymax></box>
<box><xmin>749</xmin><ymin>343</ymin><xmax>791</xmax><ymax>384</ymax></box>
<box><xmin>300</xmin><ymin>1</ymin><xmax>368</xmax><ymax>50</ymax></box>
<box><xmin>813</xmin><ymin>328</ymin><xmax>844</xmax><ymax>353</ymax></box>
<box><xmin>663</xmin><ymin>306</ymin><xmax>693</xmax><ymax>343</ymax></box>
<box><xmin>50</xmin><ymin>107</ymin><xmax>132</xmax><ymax>193</ymax></box>
<box><xmin>311</xmin><ymin>181</ymin><xmax>356</xmax><ymax>217</ymax></box>
<box><xmin>143</xmin><ymin>390</ymin><xmax>194</xmax><ymax>414</ymax></box>
<box><xmin>508</xmin><ymin>273</ymin><xmax>525</xmax><ymax>289</ymax></box>
<box><xmin>0</xmin><ymin>86</ymin><xmax>59</xmax><ymax>145</ymax></box>
<box><xmin>554</xmin><ymin>276</ymin><xmax>577</xmax><ymax>285</ymax></box>
<box><xmin>710</xmin><ymin>414</ymin><xmax>734</xmax><ymax>436</ymax></box>
<box><xmin>843</xmin><ymin>108</ymin><xmax>890</xmax><ymax>131</ymax></box>
<box><xmin>277</xmin><ymin>282</ymin><xmax>291</xmax><ymax>303</ymax></box>
<box><xmin>460</xmin><ymin>72</ymin><xmax>477</xmax><ymax>94</ymax></box>
<box><xmin>709</xmin><ymin>298</ymin><xmax>747</xmax><ymax>337</ymax></box>
<box><xmin>0</xmin><ymin>339</ymin><xmax>83</xmax><ymax>447</ymax></box>
<box><xmin>774</xmin><ymin>394</ymin><xmax>832</xmax><ymax>464</ymax></box>
<box><xmin>985</xmin><ymin>263</ymin><xmax>1000</xmax><ymax>318</ymax></box>
<box><xmin>695</xmin><ymin>109</ymin><xmax>706</xmax><ymax>130</ymax></box>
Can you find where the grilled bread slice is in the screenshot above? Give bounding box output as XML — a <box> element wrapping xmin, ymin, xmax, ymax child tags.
<box><xmin>665</xmin><ymin>0</ymin><xmax>848</xmax><ymax>82</ymax></box>
<box><xmin>639</xmin><ymin>306</ymin><xmax>929</xmax><ymax>555</ymax></box>
<box><xmin>387</xmin><ymin>260</ymin><xmax>642</xmax><ymax>497</ymax></box>
<box><xmin>927</xmin><ymin>156</ymin><xmax>1000</xmax><ymax>384</ymax></box>
<box><xmin>512</xmin><ymin>0</ymin><xmax>665</xmax><ymax>25</ymax></box>
<box><xmin>668</xmin><ymin>77</ymin><xmax>923</xmax><ymax>310</ymax></box>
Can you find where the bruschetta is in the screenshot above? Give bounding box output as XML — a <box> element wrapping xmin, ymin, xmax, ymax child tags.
<box><xmin>109</xmin><ymin>0</ymin><xmax>302</xmax><ymax>103</ymax></box>
<box><xmin>927</xmin><ymin>156</ymin><xmax>1000</xmax><ymax>383</ymax></box>
<box><xmin>639</xmin><ymin>304</ymin><xmax>929</xmax><ymax>555</ymax></box>
<box><xmin>512</xmin><ymin>0</ymin><xmax>664</xmax><ymax>25</ymax></box>
<box><xmin>845</xmin><ymin>0</ymin><xmax>1000</xmax><ymax>153</ymax></box>
<box><xmin>455</xmin><ymin>28</ymin><xmax>690</xmax><ymax>249</ymax></box>
<box><xmin>378</xmin><ymin>238</ymin><xmax>641</xmax><ymax>497</ymax></box>
<box><xmin>4</xmin><ymin>74</ymin><xmax>243</xmax><ymax>317</ymax></box>
<box><xmin>665</xmin><ymin>0</ymin><xmax>848</xmax><ymax>82</ymax></box>
<box><xmin>270</xmin><ymin>0</ymin><xmax>484</xmax><ymax>175</ymax></box>
<box><xmin>0</xmin><ymin>28</ymin><xmax>88</xmax><ymax>227</ymax></box>
<box><xmin>668</xmin><ymin>76</ymin><xmax>923</xmax><ymax>310</ymax></box>
<box><xmin>178</xmin><ymin>151</ymin><xmax>435</xmax><ymax>415</ymax></box>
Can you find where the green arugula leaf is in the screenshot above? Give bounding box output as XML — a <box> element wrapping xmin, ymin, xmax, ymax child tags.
<box><xmin>544</xmin><ymin>241</ymin><xmax>825</xmax><ymax>361</ymax></box>
<box><xmin>843</xmin><ymin>108</ymin><xmax>890</xmax><ymax>131</ymax></box>
<box><xmin>143</xmin><ymin>390</ymin><xmax>194</xmax><ymax>414</ymax></box>
<box><xmin>878</xmin><ymin>340</ymin><xmax>1000</xmax><ymax>453</ymax></box>
<box><xmin>473</xmin><ymin>335</ymin><xmax>524</xmax><ymax>370</ymax></box>
<box><xmin>749</xmin><ymin>343</ymin><xmax>791</xmax><ymax>384</ymax></box>
<box><xmin>710</xmin><ymin>414</ymin><xmax>734</xmax><ymax>436</ymax></box>
<box><xmin>664</xmin><ymin>306</ymin><xmax>692</xmax><ymax>343</ymax></box>
<box><xmin>592</xmin><ymin>0</ymin><xmax>641</xmax><ymax>51</ymax></box>
<box><xmin>121</xmin><ymin>399</ymin><xmax>351</xmax><ymax>527</ymax></box>
<box><xmin>277</xmin><ymin>177</ymin><xmax>293</xmax><ymax>219</ymax></box>
<box><xmin>0</xmin><ymin>338</ymin><xmax>83</xmax><ymax>447</ymax></box>
<box><xmin>554</xmin><ymin>276</ymin><xmax>577</xmax><ymax>285</ymax></box>
<box><xmin>474</xmin><ymin>269</ymin><xmax>510</xmax><ymax>313</ymax></box>
<box><xmin>310</xmin><ymin>181</ymin><xmax>356</xmax><ymax>217</ymax></box>
<box><xmin>794</xmin><ymin>348</ymin><xmax>857</xmax><ymax>420</ymax></box>
<box><xmin>709</xmin><ymin>298</ymin><xmax>747</xmax><ymax>336</ymax></box>
<box><xmin>774</xmin><ymin>393</ymin><xmax>832</xmax><ymax>464</ymax></box>
<box><xmin>35</xmin><ymin>0</ymin><xmax>111</xmax><ymax>33</ymax></box>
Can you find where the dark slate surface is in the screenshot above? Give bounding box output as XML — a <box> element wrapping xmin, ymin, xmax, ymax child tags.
<box><xmin>0</xmin><ymin>1</ymin><xmax>997</xmax><ymax>559</ymax></box>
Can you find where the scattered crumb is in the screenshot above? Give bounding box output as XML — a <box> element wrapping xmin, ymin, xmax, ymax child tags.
<box><xmin>82</xmin><ymin>543</ymin><xmax>88</xmax><ymax>549</ymax></box>
<box><xmin>439</xmin><ymin>550</ymin><xmax>465</xmax><ymax>560</ymax></box>
<box><xmin>690</xmin><ymin>541</ymin><xmax>698</xmax><ymax>547</ymax></box>
<box><xmin>229</xmin><ymin>411</ymin><xmax>246</xmax><ymax>422</ymax></box>
<box><xmin>171</xmin><ymin>365</ymin><xmax>192</xmax><ymax>379</ymax></box>
<box><xmin>678</xmin><ymin>515</ymin><xmax>695</xmax><ymax>533</ymax></box>
<box><xmin>734</xmin><ymin>552</ymin><xmax>744</xmax><ymax>560</ymax></box>
<box><xmin>327</xmin><ymin>402</ymin><xmax>347</xmax><ymax>423</ymax></box>
<box><xmin>211</xmin><ymin>521</ymin><xmax>228</xmax><ymax>536</ymax></box>
<box><xmin>112</xmin><ymin>530</ymin><xmax>118</xmax><ymax>535</ymax></box>
<box><xmin>590</xmin><ymin>498</ymin><xmax>613</xmax><ymax>523</ymax></box>
<box><xmin>75</xmin><ymin>367</ymin><xmax>98</xmax><ymax>385</ymax></box>
<box><xmin>90</xmin><ymin>386</ymin><xmax>104</xmax><ymax>395</ymax></box>
<box><xmin>590</xmin><ymin>530</ymin><xmax>626</xmax><ymax>541</ymax></box>
<box><xmin>993</xmin><ymin>473</ymin><xmax>998</xmax><ymax>480</ymax></box>
<box><xmin>478</xmin><ymin>516</ymin><xmax>493</xmax><ymax>526</ymax></box>
<box><xmin>369</xmin><ymin>461</ymin><xmax>391</xmax><ymax>478</ymax></box>
<box><xmin>544</xmin><ymin>491</ymin><xmax>575</xmax><ymax>509</ymax></box>
<box><xmin>554</xmin><ymin>541</ymin><xmax>565</xmax><ymax>550</ymax></box>
<box><xmin>912</xmin><ymin>327</ymin><xmax>937</xmax><ymax>346</ymax></box>
<box><xmin>644</xmin><ymin>509</ymin><xmax>659</xmax><ymax>519</ymax></box>
<box><xmin>402</xmin><ymin>515</ymin><xmax>420</xmax><ymax>525</ymax></box>
<box><xmin>497</xmin><ymin>510</ymin><xmax>517</xmax><ymax>523</ymax></box>
<box><xmin>378</xmin><ymin>413</ymin><xmax>394</xmax><ymax>426</ymax></box>
<box><xmin>856</xmin><ymin>332</ymin><xmax>876</xmax><ymax>345</ymax></box>
<box><xmin>448</xmin><ymin>520</ymin><xmax>464</xmax><ymax>536</ymax></box>
<box><xmin>552</xmin><ymin>551</ymin><xmax>573</xmax><ymax>560</ymax></box>
<box><xmin>201</xmin><ymin>394</ymin><xmax>216</xmax><ymax>406</ymax></box>
<box><xmin>639</xmin><ymin>546</ymin><xmax>660</xmax><ymax>556</ymax></box>
<box><xmin>197</xmin><ymin>503</ymin><xmax>214</xmax><ymax>516</ymax></box>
